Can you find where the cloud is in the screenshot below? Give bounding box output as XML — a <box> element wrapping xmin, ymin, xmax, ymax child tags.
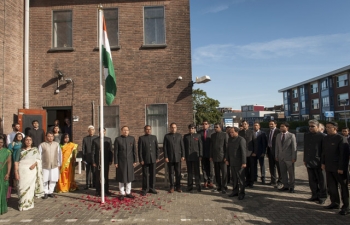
<box><xmin>203</xmin><ymin>0</ymin><xmax>247</xmax><ymax>14</ymax></box>
<box><xmin>193</xmin><ymin>33</ymin><xmax>350</xmax><ymax>64</ymax></box>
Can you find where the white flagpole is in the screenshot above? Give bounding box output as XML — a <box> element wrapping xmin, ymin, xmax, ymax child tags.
<box><xmin>98</xmin><ymin>4</ymin><xmax>105</xmax><ymax>204</ymax></box>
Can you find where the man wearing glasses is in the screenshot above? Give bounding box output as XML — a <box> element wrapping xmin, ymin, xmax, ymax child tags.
<box><xmin>322</xmin><ymin>121</ymin><xmax>349</xmax><ymax>215</ymax></box>
<box><xmin>199</xmin><ymin>120</ymin><xmax>215</xmax><ymax>188</ymax></box>
<box><xmin>183</xmin><ymin>124</ymin><xmax>203</xmax><ymax>193</ymax></box>
<box><xmin>210</xmin><ymin>123</ymin><xmax>228</xmax><ymax>193</ymax></box>
<box><xmin>303</xmin><ymin>120</ymin><xmax>327</xmax><ymax>204</ymax></box>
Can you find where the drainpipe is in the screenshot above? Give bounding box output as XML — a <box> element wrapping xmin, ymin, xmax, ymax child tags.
<box><xmin>24</xmin><ymin>0</ymin><xmax>29</xmax><ymax>109</ymax></box>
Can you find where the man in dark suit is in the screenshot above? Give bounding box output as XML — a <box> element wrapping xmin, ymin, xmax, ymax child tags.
<box><xmin>92</xmin><ymin>127</ymin><xmax>113</xmax><ymax>196</ymax></box>
<box><xmin>253</xmin><ymin>122</ymin><xmax>267</xmax><ymax>184</ymax></box>
<box><xmin>341</xmin><ymin>127</ymin><xmax>350</xmax><ymax>178</ymax></box>
<box><xmin>138</xmin><ymin>125</ymin><xmax>160</xmax><ymax>196</ymax></box>
<box><xmin>199</xmin><ymin>120</ymin><xmax>215</xmax><ymax>188</ymax></box>
<box><xmin>322</xmin><ymin>122</ymin><xmax>349</xmax><ymax>215</ymax></box>
<box><xmin>303</xmin><ymin>120</ymin><xmax>327</xmax><ymax>204</ymax></box>
<box><xmin>82</xmin><ymin>125</ymin><xmax>97</xmax><ymax>189</ymax></box>
<box><xmin>183</xmin><ymin>124</ymin><xmax>203</xmax><ymax>193</ymax></box>
<box><xmin>114</xmin><ymin>126</ymin><xmax>137</xmax><ymax>200</ymax></box>
<box><xmin>163</xmin><ymin>122</ymin><xmax>185</xmax><ymax>193</ymax></box>
<box><xmin>275</xmin><ymin>122</ymin><xmax>297</xmax><ymax>193</ymax></box>
<box><xmin>239</xmin><ymin>120</ymin><xmax>256</xmax><ymax>188</ymax></box>
<box><xmin>28</xmin><ymin>120</ymin><xmax>45</xmax><ymax>148</ymax></box>
<box><xmin>210</xmin><ymin>123</ymin><xmax>228</xmax><ymax>193</ymax></box>
<box><xmin>266</xmin><ymin>120</ymin><xmax>281</xmax><ymax>186</ymax></box>
<box><xmin>226</xmin><ymin>127</ymin><xmax>246</xmax><ymax>200</ymax></box>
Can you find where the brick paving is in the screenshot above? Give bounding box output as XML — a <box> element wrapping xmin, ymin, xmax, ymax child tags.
<box><xmin>1</xmin><ymin>151</ymin><xmax>350</xmax><ymax>224</ymax></box>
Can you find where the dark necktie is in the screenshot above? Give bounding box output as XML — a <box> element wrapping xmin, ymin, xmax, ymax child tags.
<box><xmin>204</xmin><ymin>130</ymin><xmax>207</xmax><ymax>141</ymax></box>
<box><xmin>281</xmin><ymin>133</ymin><xmax>285</xmax><ymax>145</ymax></box>
<box><xmin>269</xmin><ymin>130</ymin><xmax>273</xmax><ymax>147</ymax></box>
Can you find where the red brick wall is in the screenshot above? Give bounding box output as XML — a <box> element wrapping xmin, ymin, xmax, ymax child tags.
<box><xmin>29</xmin><ymin>0</ymin><xmax>192</xmax><ymax>148</ymax></box>
<box><xmin>0</xmin><ymin>1</ymin><xmax>24</xmax><ymax>134</ymax></box>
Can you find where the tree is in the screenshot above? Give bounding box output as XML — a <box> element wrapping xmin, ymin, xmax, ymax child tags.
<box><xmin>193</xmin><ymin>88</ymin><xmax>222</xmax><ymax>125</ymax></box>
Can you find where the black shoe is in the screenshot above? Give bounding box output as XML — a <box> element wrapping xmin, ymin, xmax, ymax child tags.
<box><xmin>48</xmin><ymin>194</ymin><xmax>55</xmax><ymax>198</ymax></box>
<box><xmin>249</xmin><ymin>184</ymin><xmax>254</xmax><ymax>188</ymax></box>
<box><xmin>278</xmin><ymin>187</ymin><xmax>289</xmax><ymax>191</ymax></box>
<box><xmin>307</xmin><ymin>196</ymin><xmax>318</xmax><ymax>201</ymax></box>
<box><xmin>186</xmin><ymin>187</ymin><xmax>193</xmax><ymax>192</ymax></box>
<box><xmin>289</xmin><ymin>188</ymin><xmax>295</xmax><ymax>193</ymax></box>
<box><xmin>106</xmin><ymin>191</ymin><xmax>112</xmax><ymax>196</ymax></box>
<box><xmin>140</xmin><ymin>191</ymin><xmax>147</xmax><ymax>196</ymax></box>
<box><xmin>42</xmin><ymin>194</ymin><xmax>48</xmax><ymax>199</ymax></box>
<box><xmin>339</xmin><ymin>208</ymin><xmax>350</xmax><ymax>215</ymax></box>
<box><xmin>149</xmin><ymin>189</ymin><xmax>158</xmax><ymax>194</ymax></box>
<box><xmin>324</xmin><ymin>203</ymin><xmax>340</xmax><ymax>209</ymax></box>
<box><xmin>95</xmin><ymin>192</ymin><xmax>100</xmax><ymax>197</ymax></box>
<box><xmin>228</xmin><ymin>192</ymin><xmax>238</xmax><ymax>197</ymax></box>
<box><xmin>222</xmin><ymin>190</ymin><xmax>227</xmax><ymax>194</ymax></box>
<box><xmin>318</xmin><ymin>199</ymin><xmax>326</xmax><ymax>205</ymax></box>
<box><xmin>84</xmin><ymin>186</ymin><xmax>89</xmax><ymax>190</ymax></box>
<box><xmin>197</xmin><ymin>188</ymin><xmax>202</xmax><ymax>192</ymax></box>
<box><xmin>119</xmin><ymin>195</ymin><xmax>125</xmax><ymax>200</ymax></box>
<box><xmin>262</xmin><ymin>180</ymin><xmax>266</xmax><ymax>185</ymax></box>
<box><xmin>126</xmin><ymin>194</ymin><xmax>135</xmax><ymax>199</ymax></box>
<box><xmin>238</xmin><ymin>195</ymin><xmax>245</xmax><ymax>200</ymax></box>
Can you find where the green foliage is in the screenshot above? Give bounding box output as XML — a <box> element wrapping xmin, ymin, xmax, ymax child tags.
<box><xmin>193</xmin><ymin>88</ymin><xmax>222</xmax><ymax>124</ymax></box>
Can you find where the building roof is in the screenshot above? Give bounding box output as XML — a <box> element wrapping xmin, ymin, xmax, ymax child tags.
<box><xmin>278</xmin><ymin>64</ymin><xmax>350</xmax><ymax>92</ymax></box>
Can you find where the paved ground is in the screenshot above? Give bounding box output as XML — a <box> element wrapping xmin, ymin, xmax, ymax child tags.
<box><xmin>1</xmin><ymin>151</ymin><xmax>350</xmax><ymax>224</ymax></box>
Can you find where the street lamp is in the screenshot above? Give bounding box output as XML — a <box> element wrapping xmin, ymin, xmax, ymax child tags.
<box><xmin>340</xmin><ymin>99</ymin><xmax>349</xmax><ymax>128</ymax></box>
<box><xmin>191</xmin><ymin>75</ymin><xmax>211</xmax><ymax>86</ymax></box>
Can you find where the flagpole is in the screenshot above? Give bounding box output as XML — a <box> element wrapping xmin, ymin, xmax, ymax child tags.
<box><xmin>98</xmin><ymin>4</ymin><xmax>105</xmax><ymax>204</ymax></box>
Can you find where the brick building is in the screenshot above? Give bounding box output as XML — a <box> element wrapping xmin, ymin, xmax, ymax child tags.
<box><xmin>278</xmin><ymin>65</ymin><xmax>350</xmax><ymax>122</ymax></box>
<box><xmin>0</xmin><ymin>1</ymin><xmax>24</xmax><ymax>134</ymax></box>
<box><xmin>1</xmin><ymin>0</ymin><xmax>193</xmax><ymax>146</ymax></box>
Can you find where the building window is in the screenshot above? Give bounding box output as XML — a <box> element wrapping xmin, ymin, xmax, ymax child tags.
<box><xmin>284</xmin><ymin>104</ymin><xmax>288</xmax><ymax>111</ymax></box>
<box><xmin>146</xmin><ymin>104</ymin><xmax>167</xmax><ymax>143</ymax></box>
<box><xmin>301</xmin><ymin>101</ymin><xmax>305</xmax><ymax>109</ymax></box>
<box><xmin>53</xmin><ymin>10</ymin><xmax>72</xmax><ymax>48</ymax></box>
<box><xmin>293</xmin><ymin>102</ymin><xmax>298</xmax><ymax>112</ymax></box>
<box><xmin>310</xmin><ymin>82</ymin><xmax>318</xmax><ymax>94</ymax></box>
<box><xmin>102</xmin><ymin>106</ymin><xmax>120</xmax><ymax>142</ymax></box>
<box><xmin>313</xmin><ymin>114</ymin><xmax>320</xmax><ymax>120</ymax></box>
<box><xmin>336</xmin><ymin>74</ymin><xmax>348</xmax><ymax>88</ymax></box>
<box><xmin>321</xmin><ymin>79</ymin><xmax>328</xmax><ymax>90</ymax></box>
<box><xmin>299</xmin><ymin>87</ymin><xmax>304</xmax><ymax>95</ymax></box>
<box><xmin>311</xmin><ymin>99</ymin><xmax>319</xmax><ymax>109</ymax></box>
<box><xmin>322</xmin><ymin>96</ymin><xmax>330</xmax><ymax>107</ymax></box>
<box><xmin>292</xmin><ymin>89</ymin><xmax>298</xmax><ymax>98</ymax></box>
<box><xmin>248</xmin><ymin>105</ymin><xmax>253</xmax><ymax>111</ymax></box>
<box><xmin>283</xmin><ymin>92</ymin><xmax>288</xmax><ymax>99</ymax></box>
<box><xmin>104</xmin><ymin>8</ymin><xmax>119</xmax><ymax>47</ymax></box>
<box><xmin>338</xmin><ymin>93</ymin><xmax>349</xmax><ymax>106</ymax></box>
<box><xmin>144</xmin><ymin>6</ymin><xmax>165</xmax><ymax>45</ymax></box>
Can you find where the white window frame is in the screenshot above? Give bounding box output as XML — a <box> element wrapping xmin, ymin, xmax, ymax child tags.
<box><xmin>338</xmin><ymin>93</ymin><xmax>349</xmax><ymax>106</ymax></box>
<box><xmin>321</xmin><ymin>79</ymin><xmax>328</xmax><ymax>90</ymax></box>
<box><xmin>322</xmin><ymin>96</ymin><xmax>330</xmax><ymax>107</ymax></box>
<box><xmin>292</xmin><ymin>89</ymin><xmax>298</xmax><ymax>98</ymax></box>
<box><xmin>336</xmin><ymin>74</ymin><xmax>348</xmax><ymax>88</ymax></box>
<box><xmin>310</xmin><ymin>82</ymin><xmax>318</xmax><ymax>94</ymax></box>
<box><xmin>293</xmin><ymin>102</ymin><xmax>298</xmax><ymax>112</ymax></box>
<box><xmin>311</xmin><ymin>99</ymin><xmax>319</xmax><ymax>109</ymax></box>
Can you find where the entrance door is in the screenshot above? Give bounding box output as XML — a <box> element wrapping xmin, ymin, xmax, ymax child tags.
<box><xmin>45</xmin><ymin>107</ymin><xmax>72</xmax><ymax>138</ymax></box>
<box><xmin>18</xmin><ymin>109</ymin><xmax>47</xmax><ymax>135</ymax></box>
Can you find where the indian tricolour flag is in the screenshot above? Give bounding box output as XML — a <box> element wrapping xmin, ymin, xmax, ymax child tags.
<box><xmin>102</xmin><ymin>16</ymin><xmax>117</xmax><ymax>106</ymax></box>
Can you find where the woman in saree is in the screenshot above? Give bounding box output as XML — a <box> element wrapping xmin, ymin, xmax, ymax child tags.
<box><xmin>0</xmin><ymin>136</ymin><xmax>11</xmax><ymax>215</ymax></box>
<box><xmin>15</xmin><ymin>135</ymin><xmax>44</xmax><ymax>211</ymax></box>
<box><xmin>56</xmin><ymin>133</ymin><xmax>78</xmax><ymax>193</ymax></box>
<box><xmin>8</xmin><ymin>133</ymin><xmax>23</xmax><ymax>191</ymax></box>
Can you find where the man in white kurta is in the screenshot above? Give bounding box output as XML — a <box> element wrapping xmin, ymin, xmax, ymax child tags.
<box><xmin>39</xmin><ymin>132</ymin><xmax>62</xmax><ymax>199</ymax></box>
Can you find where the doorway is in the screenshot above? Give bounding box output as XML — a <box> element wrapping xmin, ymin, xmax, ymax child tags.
<box><xmin>45</xmin><ymin>107</ymin><xmax>72</xmax><ymax>139</ymax></box>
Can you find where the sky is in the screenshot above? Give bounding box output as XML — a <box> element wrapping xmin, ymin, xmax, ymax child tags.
<box><xmin>190</xmin><ymin>0</ymin><xmax>350</xmax><ymax>109</ymax></box>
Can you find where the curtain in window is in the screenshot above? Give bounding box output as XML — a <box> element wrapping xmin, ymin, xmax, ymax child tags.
<box><xmin>146</xmin><ymin>104</ymin><xmax>167</xmax><ymax>143</ymax></box>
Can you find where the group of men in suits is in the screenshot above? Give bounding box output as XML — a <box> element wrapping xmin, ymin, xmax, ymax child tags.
<box><xmin>304</xmin><ymin>120</ymin><xmax>350</xmax><ymax>216</ymax></box>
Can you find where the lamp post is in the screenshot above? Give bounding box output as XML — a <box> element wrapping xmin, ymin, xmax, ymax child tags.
<box><xmin>193</xmin><ymin>109</ymin><xmax>197</xmax><ymax>126</ymax></box>
<box><xmin>340</xmin><ymin>99</ymin><xmax>349</xmax><ymax>128</ymax></box>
